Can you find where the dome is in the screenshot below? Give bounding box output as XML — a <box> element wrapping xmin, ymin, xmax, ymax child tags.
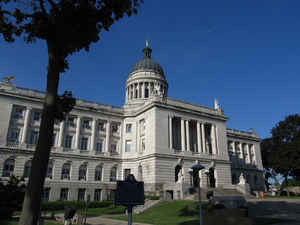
<box><xmin>130</xmin><ymin>58</ymin><xmax>165</xmax><ymax>77</ymax></box>
<box><xmin>128</xmin><ymin>41</ymin><xmax>165</xmax><ymax>79</ymax></box>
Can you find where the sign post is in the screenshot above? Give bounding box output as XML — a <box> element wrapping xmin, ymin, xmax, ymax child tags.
<box><xmin>115</xmin><ymin>174</ymin><xmax>145</xmax><ymax>225</ymax></box>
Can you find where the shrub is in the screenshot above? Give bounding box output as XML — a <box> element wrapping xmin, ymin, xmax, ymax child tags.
<box><xmin>0</xmin><ymin>176</ymin><xmax>26</xmax><ymax>220</ymax></box>
<box><xmin>144</xmin><ymin>195</ymin><xmax>160</xmax><ymax>200</ymax></box>
<box><xmin>41</xmin><ymin>200</ymin><xmax>114</xmax><ymax>211</ymax></box>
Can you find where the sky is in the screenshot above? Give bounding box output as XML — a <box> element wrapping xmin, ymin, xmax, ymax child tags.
<box><xmin>0</xmin><ymin>0</ymin><xmax>299</xmax><ymax>139</ymax></box>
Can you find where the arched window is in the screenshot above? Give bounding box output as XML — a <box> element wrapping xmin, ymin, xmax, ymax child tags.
<box><xmin>61</xmin><ymin>162</ymin><xmax>71</xmax><ymax>180</ymax></box>
<box><xmin>138</xmin><ymin>165</ymin><xmax>143</xmax><ymax>181</ymax></box>
<box><xmin>110</xmin><ymin>166</ymin><xmax>117</xmax><ymax>182</ymax></box>
<box><xmin>79</xmin><ymin>164</ymin><xmax>87</xmax><ymax>181</ymax></box>
<box><xmin>2</xmin><ymin>158</ymin><xmax>15</xmax><ymax>177</ymax></box>
<box><xmin>23</xmin><ymin>160</ymin><xmax>32</xmax><ymax>178</ymax></box>
<box><xmin>46</xmin><ymin>160</ymin><xmax>53</xmax><ymax>179</ymax></box>
<box><xmin>95</xmin><ymin>165</ymin><xmax>103</xmax><ymax>181</ymax></box>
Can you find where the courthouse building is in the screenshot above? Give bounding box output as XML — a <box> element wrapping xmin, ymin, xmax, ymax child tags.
<box><xmin>0</xmin><ymin>43</ymin><xmax>264</xmax><ymax>201</ymax></box>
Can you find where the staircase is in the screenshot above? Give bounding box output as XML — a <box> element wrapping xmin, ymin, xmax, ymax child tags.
<box><xmin>184</xmin><ymin>187</ymin><xmax>245</xmax><ymax>201</ymax></box>
<box><xmin>133</xmin><ymin>199</ymin><xmax>165</xmax><ymax>214</ymax></box>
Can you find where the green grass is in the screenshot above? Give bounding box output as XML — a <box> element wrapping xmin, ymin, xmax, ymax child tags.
<box><xmin>106</xmin><ymin>200</ymin><xmax>296</xmax><ymax>225</ymax></box>
<box><xmin>264</xmin><ymin>195</ymin><xmax>300</xmax><ymax>199</ymax></box>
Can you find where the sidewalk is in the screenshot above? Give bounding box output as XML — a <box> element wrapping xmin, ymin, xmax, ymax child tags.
<box><xmin>86</xmin><ymin>216</ymin><xmax>151</xmax><ymax>225</ymax></box>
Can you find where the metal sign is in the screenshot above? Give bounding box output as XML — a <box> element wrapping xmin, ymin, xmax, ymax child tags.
<box><xmin>115</xmin><ymin>174</ymin><xmax>145</xmax><ymax>206</ymax></box>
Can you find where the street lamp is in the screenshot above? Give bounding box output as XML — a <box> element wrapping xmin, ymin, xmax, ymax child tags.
<box><xmin>191</xmin><ymin>162</ymin><xmax>205</xmax><ymax>225</ymax></box>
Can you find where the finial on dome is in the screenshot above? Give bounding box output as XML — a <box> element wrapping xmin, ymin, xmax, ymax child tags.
<box><xmin>143</xmin><ymin>40</ymin><xmax>152</xmax><ymax>58</ymax></box>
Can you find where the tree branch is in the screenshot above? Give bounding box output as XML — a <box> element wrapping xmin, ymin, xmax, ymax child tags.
<box><xmin>46</xmin><ymin>0</ymin><xmax>57</xmax><ymax>9</ymax></box>
<box><xmin>39</xmin><ymin>0</ymin><xmax>46</xmax><ymax>13</ymax></box>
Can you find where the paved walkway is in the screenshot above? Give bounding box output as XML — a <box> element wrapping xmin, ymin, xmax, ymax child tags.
<box><xmin>85</xmin><ymin>216</ymin><xmax>150</xmax><ymax>225</ymax></box>
<box><xmin>248</xmin><ymin>198</ymin><xmax>300</xmax><ymax>225</ymax></box>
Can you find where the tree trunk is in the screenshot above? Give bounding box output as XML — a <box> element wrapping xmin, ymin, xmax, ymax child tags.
<box><xmin>19</xmin><ymin>41</ymin><xmax>61</xmax><ymax>225</ymax></box>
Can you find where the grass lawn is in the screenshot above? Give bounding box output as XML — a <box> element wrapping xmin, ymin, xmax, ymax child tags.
<box><xmin>106</xmin><ymin>200</ymin><xmax>296</xmax><ymax>225</ymax></box>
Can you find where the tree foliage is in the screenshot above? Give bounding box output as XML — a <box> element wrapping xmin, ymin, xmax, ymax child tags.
<box><xmin>261</xmin><ymin>114</ymin><xmax>300</xmax><ymax>184</ymax></box>
<box><xmin>1</xmin><ymin>1</ymin><xmax>143</xmax><ymax>225</ymax></box>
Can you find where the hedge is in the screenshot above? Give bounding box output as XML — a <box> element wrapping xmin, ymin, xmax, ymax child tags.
<box><xmin>41</xmin><ymin>200</ymin><xmax>114</xmax><ymax>211</ymax></box>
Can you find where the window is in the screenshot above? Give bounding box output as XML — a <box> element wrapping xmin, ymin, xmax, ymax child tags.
<box><xmin>28</xmin><ymin>131</ymin><xmax>39</xmax><ymax>145</ymax></box>
<box><xmin>82</xmin><ymin>119</ymin><xmax>91</xmax><ymax>129</ymax></box>
<box><xmin>46</xmin><ymin>161</ymin><xmax>53</xmax><ymax>179</ymax></box>
<box><xmin>60</xmin><ymin>188</ymin><xmax>69</xmax><ymax>201</ymax></box>
<box><xmin>61</xmin><ymin>162</ymin><xmax>71</xmax><ymax>180</ymax></box>
<box><xmin>67</xmin><ymin>117</ymin><xmax>75</xmax><ymax>127</ymax></box>
<box><xmin>124</xmin><ymin>169</ymin><xmax>131</xmax><ymax>180</ymax></box>
<box><xmin>98</xmin><ymin>122</ymin><xmax>105</xmax><ymax>131</ymax></box>
<box><xmin>111</xmin><ymin>123</ymin><xmax>119</xmax><ymax>133</ymax></box>
<box><xmin>111</xmin><ymin>144</ymin><xmax>117</xmax><ymax>153</ymax></box>
<box><xmin>2</xmin><ymin>158</ymin><xmax>15</xmax><ymax>177</ymax></box>
<box><xmin>110</xmin><ymin>166</ymin><xmax>117</xmax><ymax>182</ymax></box>
<box><xmin>140</xmin><ymin>119</ymin><xmax>145</xmax><ymax>134</ymax></box>
<box><xmin>42</xmin><ymin>188</ymin><xmax>50</xmax><ymax>202</ymax></box>
<box><xmin>13</xmin><ymin>107</ymin><xmax>24</xmax><ymax>119</ymax></box>
<box><xmin>80</xmin><ymin>137</ymin><xmax>88</xmax><ymax>150</ymax></box>
<box><xmin>33</xmin><ymin>111</ymin><xmax>41</xmax><ymax>121</ymax></box>
<box><xmin>51</xmin><ymin>133</ymin><xmax>56</xmax><ymax>147</ymax></box>
<box><xmin>79</xmin><ymin>164</ymin><xmax>87</xmax><ymax>181</ymax></box>
<box><xmin>64</xmin><ymin>135</ymin><xmax>73</xmax><ymax>148</ymax></box>
<box><xmin>107</xmin><ymin>190</ymin><xmax>115</xmax><ymax>201</ymax></box>
<box><xmin>125</xmin><ymin>140</ymin><xmax>131</xmax><ymax>152</ymax></box>
<box><xmin>78</xmin><ymin>188</ymin><xmax>86</xmax><ymax>201</ymax></box>
<box><xmin>95</xmin><ymin>165</ymin><xmax>103</xmax><ymax>181</ymax></box>
<box><xmin>126</xmin><ymin>124</ymin><xmax>132</xmax><ymax>133</ymax></box>
<box><xmin>141</xmin><ymin>139</ymin><xmax>145</xmax><ymax>152</ymax></box>
<box><xmin>94</xmin><ymin>189</ymin><xmax>102</xmax><ymax>201</ymax></box>
<box><xmin>138</xmin><ymin>165</ymin><xmax>143</xmax><ymax>181</ymax></box>
<box><xmin>96</xmin><ymin>141</ymin><xmax>103</xmax><ymax>153</ymax></box>
<box><xmin>8</xmin><ymin>128</ymin><xmax>20</xmax><ymax>143</ymax></box>
<box><xmin>23</xmin><ymin>160</ymin><xmax>32</xmax><ymax>178</ymax></box>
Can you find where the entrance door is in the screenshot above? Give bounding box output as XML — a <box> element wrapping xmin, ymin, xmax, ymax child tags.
<box><xmin>209</xmin><ymin>168</ymin><xmax>216</xmax><ymax>188</ymax></box>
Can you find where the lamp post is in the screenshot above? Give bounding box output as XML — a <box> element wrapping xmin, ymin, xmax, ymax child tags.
<box><xmin>191</xmin><ymin>162</ymin><xmax>205</xmax><ymax>225</ymax></box>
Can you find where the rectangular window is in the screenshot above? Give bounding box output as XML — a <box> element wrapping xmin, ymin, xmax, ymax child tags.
<box><xmin>8</xmin><ymin>128</ymin><xmax>20</xmax><ymax>142</ymax></box>
<box><xmin>64</xmin><ymin>135</ymin><xmax>73</xmax><ymax>148</ymax></box>
<box><xmin>60</xmin><ymin>188</ymin><xmax>69</xmax><ymax>201</ymax></box>
<box><xmin>98</xmin><ymin>122</ymin><xmax>105</xmax><ymax>131</ymax></box>
<box><xmin>126</xmin><ymin>124</ymin><xmax>132</xmax><ymax>133</ymax></box>
<box><xmin>80</xmin><ymin>137</ymin><xmax>88</xmax><ymax>150</ymax></box>
<box><xmin>124</xmin><ymin>169</ymin><xmax>131</xmax><ymax>180</ymax></box>
<box><xmin>125</xmin><ymin>140</ymin><xmax>132</xmax><ymax>152</ymax></box>
<box><xmin>33</xmin><ymin>111</ymin><xmax>41</xmax><ymax>121</ymax></box>
<box><xmin>111</xmin><ymin>123</ymin><xmax>119</xmax><ymax>133</ymax></box>
<box><xmin>78</xmin><ymin>188</ymin><xmax>86</xmax><ymax>201</ymax></box>
<box><xmin>111</xmin><ymin>144</ymin><xmax>117</xmax><ymax>153</ymax></box>
<box><xmin>13</xmin><ymin>107</ymin><xmax>24</xmax><ymax>119</ymax></box>
<box><xmin>28</xmin><ymin>131</ymin><xmax>39</xmax><ymax>144</ymax></box>
<box><xmin>94</xmin><ymin>189</ymin><xmax>102</xmax><ymax>201</ymax></box>
<box><xmin>41</xmin><ymin>188</ymin><xmax>50</xmax><ymax>202</ymax></box>
<box><xmin>67</xmin><ymin>117</ymin><xmax>75</xmax><ymax>127</ymax></box>
<box><xmin>51</xmin><ymin>133</ymin><xmax>56</xmax><ymax>147</ymax></box>
<box><xmin>96</xmin><ymin>141</ymin><xmax>103</xmax><ymax>153</ymax></box>
<box><xmin>82</xmin><ymin>119</ymin><xmax>91</xmax><ymax>129</ymax></box>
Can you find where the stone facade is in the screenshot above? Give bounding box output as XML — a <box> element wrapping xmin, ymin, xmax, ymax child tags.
<box><xmin>0</xmin><ymin>43</ymin><xmax>264</xmax><ymax>201</ymax></box>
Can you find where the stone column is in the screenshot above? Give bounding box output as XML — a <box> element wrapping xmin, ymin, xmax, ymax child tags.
<box><xmin>185</xmin><ymin>120</ymin><xmax>190</xmax><ymax>151</ymax></box>
<box><xmin>246</xmin><ymin>144</ymin><xmax>251</xmax><ymax>164</ymax></box>
<box><xmin>105</xmin><ymin>121</ymin><xmax>111</xmax><ymax>152</ymax></box>
<box><xmin>21</xmin><ymin>107</ymin><xmax>31</xmax><ymax>145</ymax></box>
<box><xmin>75</xmin><ymin>116</ymin><xmax>81</xmax><ymax>149</ymax></box>
<box><xmin>201</xmin><ymin>123</ymin><xmax>206</xmax><ymax>153</ymax></box>
<box><xmin>90</xmin><ymin>118</ymin><xmax>97</xmax><ymax>152</ymax></box>
<box><xmin>57</xmin><ymin>120</ymin><xmax>65</xmax><ymax>148</ymax></box>
<box><xmin>141</xmin><ymin>82</ymin><xmax>145</xmax><ymax>98</ymax></box>
<box><xmin>196</xmin><ymin>121</ymin><xmax>202</xmax><ymax>153</ymax></box>
<box><xmin>181</xmin><ymin>119</ymin><xmax>185</xmax><ymax>151</ymax></box>
<box><xmin>169</xmin><ymin>116</ymin><xmax>173</xmax><ymax>149</ymax></box>
<box><xmin>211</xmin><ymin>124</ymin><xmax>216</xmax><ymax>154</ymax></box>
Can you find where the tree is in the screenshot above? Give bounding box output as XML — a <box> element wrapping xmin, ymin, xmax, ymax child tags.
<box><xmin>0</xmin><ymin>1</ymin><xmax>143</xmax><ymax>225</ymax></box>
<box><xmin>261</xmin><ymin>114</ymin><xmax>300</xmax><ymax>191</ymax></box>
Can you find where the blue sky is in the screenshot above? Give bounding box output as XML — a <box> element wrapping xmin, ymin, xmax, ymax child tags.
<box><xmin>0</xmin><ymin>0</ymin><xmax>299</xmax><ymax>139</ymax></box>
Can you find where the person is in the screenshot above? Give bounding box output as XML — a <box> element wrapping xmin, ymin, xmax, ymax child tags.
<box><xmin>64</xmin><ymin>206</ymin><xmax>76</xmax><ymax>225</ymax></box>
